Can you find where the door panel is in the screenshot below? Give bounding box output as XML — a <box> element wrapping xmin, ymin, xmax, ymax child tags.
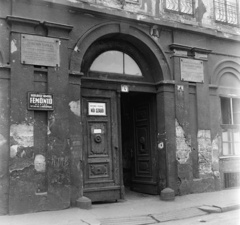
<box><xmin>82</xmin><ymin>88</ymin><xmax>121</xmax><ymax>202</ymax></box>
<box><xmin>121</xmin><ymin>93</ymin><xmax>158</xmax><ymax>194</ymax></box>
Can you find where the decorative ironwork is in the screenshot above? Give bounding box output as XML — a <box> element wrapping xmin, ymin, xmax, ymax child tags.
<box><xmin>165</xmin><ymin>0</ymin><xmax>193</xmax><ymax>15</ymax></box>
<box><xmin>214</xmin><ymin>0</ymin><xmax>238</xmax><ymax>25</ymax></box>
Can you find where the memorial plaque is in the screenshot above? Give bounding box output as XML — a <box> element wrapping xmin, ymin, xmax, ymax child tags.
<box><xmin>180</xmin><ymin>58</ymin><xmax>204</xmax><ymax>83</ymax></box>
<box><xmin>28</xmin><ymin>92</ymin><xmax>54</xmax><ymax>111</ymax></box>
<box><xmin>21</xmin><ymin>34</ymin><xmax>60</xmax><ymax>67</ymax></box>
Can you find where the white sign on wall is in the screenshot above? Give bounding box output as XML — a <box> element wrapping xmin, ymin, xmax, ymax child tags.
<box><xmin>88</xmin><ymin>102</ymin><xmax>106</xmax><ymax>116</ymax></box>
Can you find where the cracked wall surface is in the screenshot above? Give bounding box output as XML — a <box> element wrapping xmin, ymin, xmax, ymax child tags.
<box><xmin>198</xmin><ymin>130</ymin><xmax>212</xmax><ymax>177</ymax></box>
<box><xmin>68</xmin><ymin>0</ymin><xmax>240</xmax><ymax>37</ymax></box>
<box><xmin>175</xmin><ymin>119</ymin><xmax>191</xmax><ymax>164</ymax></box>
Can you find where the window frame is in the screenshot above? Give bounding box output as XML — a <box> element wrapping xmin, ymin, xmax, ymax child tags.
<box><xmin>214</xmin><ymin>0</ymin><xmax>239</xmax><ymax>27</ymax></box>
<box><xmin>89</xmin><ymin>50</ymin><xmax>143</xmax><ymax>77</ymax></box>
<box><xmin>220</xmin><ymin>96</ymin><xmax>240</xmax><ymax>156</ymax></box>
<box><xmin>164</xmin><ymin>0</ymin><xmax>195</xmax><ymax>16</ymax></box>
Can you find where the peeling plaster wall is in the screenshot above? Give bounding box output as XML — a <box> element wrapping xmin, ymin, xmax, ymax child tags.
<box><xmin>69</xmin><ymin>100</ymin><xmax>81</xmax><ymax>117</ymax></box>
<box><xmin>7</xmin><ymin>19</ymin><xmax>72</xmax><ymax>214</ymax></box>
<box><xmin>198</xmin><ymin>130</ymin><xmax>212</xmax><ymax>177</ymax></box>
<box><xmin>74</xmin><ymin>0</ymin><xmax>240</xmax><ymax>36</ymax></box>
<box><xmin>190</xmin><ymin>130</ymin><xmax>221</xmax><ymax>193</ymax></box>
<box><xmin>0</xmin><ymin>1</ymin><xmax>11</xmax><ymax>215</ymax></box>
<box><xmin>175</xmin><ymin>119</ymin><xmax>193</xmax><ymax>195</ymax></box>
<box><xmin>1</xmin><ymin>0</ymin><xmax>239</xmax><ymax>215</ymax></box>
<box><xmin>175</xmin><ymin>119</ymin><xmax>191</xmax><ymax>164</ymax></box>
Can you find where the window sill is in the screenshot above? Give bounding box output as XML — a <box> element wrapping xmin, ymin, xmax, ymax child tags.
<box><xmin>219</xmin><ymin>155</ymin><xmax>240</xmax><ymax>160</ymax></box>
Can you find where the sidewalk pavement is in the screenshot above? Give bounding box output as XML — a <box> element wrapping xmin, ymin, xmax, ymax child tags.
<box><xmin>0</xmin><ymin>188</ymin><xmax>239</xmax><ymax>225</ymax></box>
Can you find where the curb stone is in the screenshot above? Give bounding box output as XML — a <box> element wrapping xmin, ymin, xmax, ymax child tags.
<box><xmin>199</xmin><ymin>203</ymin><xmax>240</xmax><ymax>213</ymax></box>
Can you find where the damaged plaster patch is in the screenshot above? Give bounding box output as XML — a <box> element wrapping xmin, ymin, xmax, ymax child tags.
<box><xmin>0</xmin><ymin>134</ymin><xmax>7</xmax><ymax>146</ymax></box>
<box><xmin>10</xmin><ymin>123</ymin><xmax>33</xmax><ymax>148</ymax></box>
<box><xmin>10</xmin><ymin>145</ymin><xmax>18</xmax><ymax>158</ymax></box>
<box><xmin>67</xmin><ymin>0</ymin><xmax>79</xmax><ymax>3</ymax></box>
<box><xmin>175</xmin><ymin>119</ymin><xmax>191</xmax><ymax>164</ymax></box>
<box><xmin>198</xmin><ymin>130</ymin><xmax>212</xmax><ymax>177</ymax></box>
<box><xmin>48</xmin><ymin>114</ymin><xmax>55</xmax><ymax>135</ymax></box>
<box><xmin>69</xmin><ymin>100</ymin><xmax>81</xmax><ymax>117</ymax></box>
<box><xmin>34</xmin><ymin>154</ymin><xmax>46</xmax><ymax>172</ymax></box>
<box><xmin>11</xmin><ymin>40</ymin><xmax>17</xmax><ymax>53</ymax></box>
<box><xmin>136</xmin><ymin>15</ymin><xmax>147</xmax><ymax>20</ymax></box>
<box><xmin>74</xmin><ymin>46</ymin><xmax>79</xmax><ymax>52</ymax></box>
<box><xmin>212</xmin><ymin>135</ymin><xmax>220</xmax><ymax>174</ymax></box>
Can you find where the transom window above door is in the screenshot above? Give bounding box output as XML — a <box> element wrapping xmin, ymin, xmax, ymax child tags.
<box><xmin>90</xmin><ymin>51</ymin><xmax>142</xmax><ymax>76</ymax></box>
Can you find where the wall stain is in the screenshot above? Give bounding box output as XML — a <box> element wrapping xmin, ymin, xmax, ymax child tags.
<box><xmin>195</xmin><ymin>0</ymin><xmax>207</xmax><ymax>22</ymax></box>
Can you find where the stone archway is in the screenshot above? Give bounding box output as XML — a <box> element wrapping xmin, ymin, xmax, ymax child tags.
<box><xmin>69</xmin><ymin>22</ymin><xmax>171</xmax><ymax>82</ymax></box>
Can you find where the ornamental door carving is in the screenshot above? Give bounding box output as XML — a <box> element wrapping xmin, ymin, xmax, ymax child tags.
<box><xmin>82</xmin><ymin>88</ymin><xmax>121</xmax><ymax>202</ymax></box>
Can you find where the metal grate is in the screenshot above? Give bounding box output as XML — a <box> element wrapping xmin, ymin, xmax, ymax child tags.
<box><xmin>224</xmin><ymin>172</ymin><xmax>240</xmax><ymax>188</ymax></box>
<box><xmin>165</xmin><ymin>0</ymin><xmax>193</xmax><ymax>15</ymax></box>
<box><xmin>214</xmin><ymin>0</ymin><xmax>238</xmax><ymax>25</ymax></box>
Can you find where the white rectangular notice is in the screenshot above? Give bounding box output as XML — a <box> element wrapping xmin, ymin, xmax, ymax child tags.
<box><xmin>88</xmin><ymin>102</ymin><xmax>106</xmax><ymax>116</ymax></box>
<box><xmin>180</xmin><ymin>58</ymin><xmax>204</xmax><ymax>83</ymax></box>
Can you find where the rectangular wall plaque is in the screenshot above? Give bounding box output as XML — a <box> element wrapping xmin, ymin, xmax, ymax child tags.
<box><xmin>21</xmin><ymin>34</ymin><xmax>60</xmax><ymax>67</ymax></box>
<box><xmin>180</xmin><ymin>58</ymin><xmax>204</xmax><ymax>83</ymax></box>
<box><xmin>28</xmin><ymin>92</ymin><xmax>54</xmax><ymax>111</ymax></box>
<box><xmin>88</xmin><ymin>102</ymin><xmax>106</xmax><ymax>116</ymax></box>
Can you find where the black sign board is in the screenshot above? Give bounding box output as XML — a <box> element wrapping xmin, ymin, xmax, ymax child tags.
<box><xmin>28</xmin><ymin>92</ymin><xmax>54</xmax><ymax>111</ymax></box>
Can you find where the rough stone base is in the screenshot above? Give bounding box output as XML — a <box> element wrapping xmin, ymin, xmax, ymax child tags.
<box><xmin>76</xmin><ymin>196</ymin><xmax>92</xmax><ymax>209</ymax></box>
<box><xmin>191</xmin><ymin>178</ymin><xmax>216</xmax><ymax>193</ymax></box>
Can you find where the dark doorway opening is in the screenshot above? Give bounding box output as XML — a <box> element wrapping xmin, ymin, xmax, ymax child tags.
<box><xmin>121</xmin><ymin>92</ymin><xmax>158</xmax><ymax>196</ymax></box>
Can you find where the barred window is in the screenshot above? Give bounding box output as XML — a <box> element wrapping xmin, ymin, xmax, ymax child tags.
<box><xmin>165</xmin><ymin>0</ymin><xmax>194</xmax><ymax>15</ymax></box>
<box><xmin>221</xmin><ymin>97</ymin><xmax>240</xmax><ymax>156</ymax></box>
<box><xmin>214</xmin><ymin>0</ymin><xmax>238</xmax><ymax>25</ymax></box>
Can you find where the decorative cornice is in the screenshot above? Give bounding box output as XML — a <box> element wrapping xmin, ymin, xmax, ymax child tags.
<box><xmin>169</xmin><ymin>43</ymin><xmax>212</xmax><ymax>54</ymax></box>
<box><xmin>69</xmin><ymin>71</ymin><xmax>84</xmax><ymax>76</ymax></box>
<box><xmin>169</xmin><ymin>43</ymin><xmax>192</xmax><ymax>51</ymax></box>
<box><xmin>169</xmin><ymin>43</ymin><xmax>212</xmax><ymax>60</ymax></box>
<box><xmin>43</xmin><ymin>21</ymin><xmax>73</xmax><ymax>32</ymax></box>
<box><xmin>191</xmin><ymin>47</ymin><xmax>212</xmax><ymax>54</ymax></box>
<box><xmin>6</xmin><ymin>16</ymin><xmax>40</xmax><ymax>26</ymax></box>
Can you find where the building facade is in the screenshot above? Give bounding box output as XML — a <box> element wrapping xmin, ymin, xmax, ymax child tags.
<box><xmin>0</xmin><ymin>0</ymin><xmax>240</xmax><ymax>215</ymax></box>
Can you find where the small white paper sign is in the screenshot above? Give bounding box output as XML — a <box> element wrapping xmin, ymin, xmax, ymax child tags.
<box><xmin>88</xmin><ymin>102</ymin><xmax>106</xmax><ymax>116</ymax></box>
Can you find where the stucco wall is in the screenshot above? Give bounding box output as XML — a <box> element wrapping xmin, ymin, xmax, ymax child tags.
<box><xmin>0</xmin><ymin>0</ymin><xmax>239</xmax><ymax>215</ymax></box>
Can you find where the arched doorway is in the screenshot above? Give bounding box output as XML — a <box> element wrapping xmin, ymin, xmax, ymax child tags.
<box><xmin>70</xmin><ymin>23</ymin><xmax>171</xmax><ymax>202</ymax></box>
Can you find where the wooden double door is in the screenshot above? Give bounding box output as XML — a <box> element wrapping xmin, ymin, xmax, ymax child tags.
<box><xmin>82</xmin><ymin>88</ymin><xmax>158</xmax><ymax>202</ymax></box>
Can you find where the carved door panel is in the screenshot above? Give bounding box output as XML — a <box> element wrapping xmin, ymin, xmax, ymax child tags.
<box><xmin>82</xmin><ymin>88</ymin><xmax>121</xmax><ymax>202</ymax></box>
<box><xmin>131</xmin><ymin>95</ymin><xmax>158</xmax><ymax>194</ymax></box>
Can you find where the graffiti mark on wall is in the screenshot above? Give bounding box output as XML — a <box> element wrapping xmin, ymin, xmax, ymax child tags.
<box><xmin>49</xmin><ymin>155</ymin><xmax>69</xmax><ymax>170</ymax></box>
